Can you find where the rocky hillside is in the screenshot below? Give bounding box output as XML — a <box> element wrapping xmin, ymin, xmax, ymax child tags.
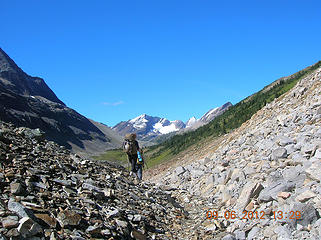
<box><xmin>149</xmin><ymin>65</ymin><xmax>321</xmax><ymax>239</ymax></box>
<box><xmin>0</xmin><ymin>49</ymin><xmax>64</xmax><ymax>105</ymax></box>
<box><xmin>0</xmin><ymin>48</ymin><xmax>121</xmax><ymax>155</ymax></box>
<box><xmin>0</xmin><ymin>120</ymin><xmax>190</xmax><ymax>239</ymax></box>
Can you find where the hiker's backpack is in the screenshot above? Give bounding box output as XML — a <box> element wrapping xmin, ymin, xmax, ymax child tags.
<box><xmin>123</xmin><ymin>134</ymin><xmax>138</xmax><ymax>155</ymax></box>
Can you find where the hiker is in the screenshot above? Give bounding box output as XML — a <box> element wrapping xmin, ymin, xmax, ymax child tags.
<box><xmin>123</xmin><ymin>133</ymin><xmax>143</xmax><ymax>180</ymax></box>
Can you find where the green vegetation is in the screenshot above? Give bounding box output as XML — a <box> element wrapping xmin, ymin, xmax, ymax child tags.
<box><xmin>145</xmin><ymin>148</ymin><xmax>173</xmax><ymax>167</ymax></box>
<box><xmin>92</xmin><ymin>147</ymin><xmax>173</xmax><ymax>169</ymax></box>
<box><xmin>150</xmin><ymin>61</ymin><xmax>321</xmax><ymax>158</ymax></box>
<box><xmin>92</xmin><ymin>149</ymin><xmax>128</xmax><ymax>166</ymax></box>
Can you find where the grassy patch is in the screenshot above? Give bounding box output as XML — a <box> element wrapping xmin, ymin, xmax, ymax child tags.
<box><xmin>93</xmin><ymin>147</ymin><xmax>174</xmax><ymax>170</ymax></box>
<box><xmin>144</xmin><ymin>149</ymin><xmax>173</xmax><ymax>169</ymax></box>
<box><xmin>92</xmin><ymin>149</ymin><xmax>128</xmax><ymax>166</ymax></box>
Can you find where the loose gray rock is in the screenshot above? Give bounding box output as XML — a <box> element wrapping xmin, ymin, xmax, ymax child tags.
<box><xmin>206</xmin><ymin>175</ymin><xmax>215</xmax><ymax>185</ymax></box>
<box><xmin>190</xmin><ymin>169</ymin><xmax>204</xmax><ymax>179</ymax></box>
<box><xmin>10</xmin><ymin>182</ymin><xmax>26</xmax><ymax>195</ymax></box>
<box><xmin>2</xmin><ymin>216</ymin><xmax>19</xmax><ymax>229</ymax></box>
<box><xmin>316</xmin><ymin>128</ymin><xmax>321</xmax><ymax>138</ymax></box>
<box><xmin>17</xmin><ymin>217</ymin><xmax>43</xmax><ymax>238</ymax></box>
<box><xmin>314</xmin><ymin>149</ymin><xmax>321</xmax><ymax>159</ymax></box>
<box><xmin>7</xmin><ymin>199</ymin><xmax>33</xmax><ymax>219</ymax></box>
<box><xmin>222</xmin><ymin>234</ymin><xmax>236</xmax><ymax>240</ymax></box>
<box><xmin>202</xmin><ymin>157</ymin><xmax>211</xmax><ymax>165</ymax></box>
<box><xmin>116</xmin><ymin>219</ymin><xmax>128</xmax><ymax>228</ymax></box>
<box><xmin>247</xmin><ymin>227</ymin><xmax>260</xmax><ymax>240</ymax></box>
<box><xmin>274</xmin><ymin>225</ymin><xmax>292</xmax><ymax>239</ymax></box>
<box><xmin>305</xmin><ymin>161</ymin><xmax>321</xmax><ymax>181</ymax></box>
<box><xmin>282</xmin><ymin>167</ymin><xmax>300</xmax><ymax>181</ymax></box>
<box><xmin>301</xmin><ymin>144</ymin><xmax>315</xmax><ymax>154</ymax></box>
<box><xmin>285</xmin><ymin>144</ymin><xmax>297</xmax><ymax>155</ymax></box>
<box><xmin>22</xmin><ymin>128</ymin><xmax>45</xmax><ymax>141</ymax></box>
<box><xmin>234</xmin><ymin>230</ymin><xmax>245</xmax><ymax>240</ymax></box>
<box><xmin>296</xmin><ymin>190</ymin><xmax>316</xmax><ymax>202</ymax></box>
<box><xmin>6</xmin><ymin>228</ymin><xmax>20</xmax><ymax>238</ymax></box>
<box><xmin>235</xmin><ymin>182</ymin><xmax>263</xmax><ymax>211</ymax></box>
<box><xmin>57</xmin><ymin>210</ymin><xmax>82</xmax><ymax>227</ymax></box>
<box><xmin>175</xmin><ymin>166</ymin><xmax>185</xmax><ymax>176</ymax></box>
<box><xmin>277</xmin><ymin>135</ymin><xmax>294</xmax><ymax>146</ymax></box>
<box><xmin>258</xmin><ymin>180</ymin><xmax>295</xmax><ymax>202</ymax></box>
<box><xmin>272</xmin><ymin>148</ymin><xmax>288</xmax><ymax>160</ymax></box>
<box><xmin>288</xmin><ymin>203</ymin><xmax>318</xmax><ymax>227</ymax></box>
<box><xmin>86</xmin><ymin>226</ymin><xmax>101</xmax><ymax>237</ymax></box>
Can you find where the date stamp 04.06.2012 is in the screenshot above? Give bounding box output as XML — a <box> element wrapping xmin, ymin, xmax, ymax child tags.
<box><xmin>206</xmin><ymin>210</ymin><xmax>302</xmax><ymax>221</ymax></box>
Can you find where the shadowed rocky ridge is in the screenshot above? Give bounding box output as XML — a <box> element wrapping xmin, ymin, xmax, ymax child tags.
<box><xmin>0</xmin><ymin>121</ymin><xmax>187</xmax><ymax>239</ymax></box>
<box><xmin>0</xmin><ymin>48</ymin><xmax>121</xmax><ymax>154</ymax></box>
<box><xmin>0</xmin><ymin>49</ymin><xmax>64</xmax><ymax>105</ymax></box>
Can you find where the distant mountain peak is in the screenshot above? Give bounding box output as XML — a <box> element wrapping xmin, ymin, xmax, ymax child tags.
<box><xmin>129</xmin><ymin>114</ymin><xmax>148</xmax><ymax>123</ymax></box>
<box><xmin>186</xmin><ymin>117</ymin><xmax>198</xmax><ymax>128</ymax></box>
<box><xmin>113</xmin><ymin>102</ymin><xmax>233</xmax><ymax>141</ymax></box>
<box><xmin>0</xmin><ymin>48</ymin><xmax>18</xmax><ymax>72</ymax></box>
<box><xmin>200</xmin><ymin>102</ymin><xmax>232</xmax><ymax>123</ymax></box>
<box><xmin>113</xmin><ymin>114</ymin><xmax>185</xmax><ymax>140</ymax></box>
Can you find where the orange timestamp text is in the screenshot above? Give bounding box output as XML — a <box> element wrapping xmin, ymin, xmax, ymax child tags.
<box><xmin>206</xmin><ymin>210</ymin><xmax>302</xmax><ymax>220</ymax></box>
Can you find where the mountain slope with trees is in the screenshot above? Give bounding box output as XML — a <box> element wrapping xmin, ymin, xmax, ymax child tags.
<box><xmin>148</xmin><ymin>61</ymin><xmax>321</xmax><ymax>161</ymax></box>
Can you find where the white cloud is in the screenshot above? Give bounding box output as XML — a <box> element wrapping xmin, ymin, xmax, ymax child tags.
<box><xmin>102</xmin><ymin>101</ymin><xmax>124</xmax><ymax>106</ymax></box>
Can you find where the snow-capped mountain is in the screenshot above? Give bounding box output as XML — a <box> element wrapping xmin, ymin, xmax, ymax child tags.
<box><xmin>184</xmin><ymin>102</ymin><xmax>233</xmax><ymax>129</ymax></box>
<box><xmin>113</xmin><ymin>114</ymin><xmax>186</xmax><ymax>141</ymax></box>
<box><xmin>113</xmin><ymin>102</ymin><xmax>233</xmax><ymax>141</ymax></box>
<box><xmin>199</xmin><ymin>102</ymin><xmax>232</xmax><ymax>123</ymax></box>
<box><xmin>185</xmin><ymin>117</ymin><xmax>197</xmax><ymax>128</ymax></box>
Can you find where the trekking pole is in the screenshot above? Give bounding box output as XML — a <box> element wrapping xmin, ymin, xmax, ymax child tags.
<box><xmin>144</xmin><ymin>159</ymin><xmax>149</xmax><ymax>170</ymax></box>
<box><xmin>142</xmin><ymin>152</ymin><xmax>148</xmax><ymax>170</ymax></box>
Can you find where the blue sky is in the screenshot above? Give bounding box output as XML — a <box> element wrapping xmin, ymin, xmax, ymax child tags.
<box><xmin>1</xmin><ymin>1</ymin><xmax>321</xmax><ymax>126</ymax></box>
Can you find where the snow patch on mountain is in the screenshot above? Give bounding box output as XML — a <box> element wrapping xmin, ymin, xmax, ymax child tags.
<box><xmin>113</xmin><ymin>102</ymin><xmax>233</xmax><ymax>141</ymax></box>
<box><xmin>203</xmin><ymin>107</ymin><xmax>219</xmax><ymax>118</ymax></box>
<box><xmin>200</xmin><ymin>102</ymin><xmax>232</xmax><ymax>123</ymax></box>
<box><xmin>113</xmin><ymin>114</ymin><xmax>186</xmax><ymax>140</ymax></box>
<box><xmin>129</xmin><ymin>114</ymin><xmax>149</xmax><ymax>129</ymax></box>
<box><xmin>154</xmin><ymin>121</ymin><xmax>180</xmax><ymax>134</ymax></box>
<box><xmin>186</xmin><ymin>117</ymin><xmax>198</xmax><ymax>128</ymax></box>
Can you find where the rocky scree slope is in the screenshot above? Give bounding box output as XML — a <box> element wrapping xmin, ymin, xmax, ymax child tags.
<box><xmin>0</xmin><ymin>48</ymin><xmax>121</xmax><ymax>155</ymax></box>
<box><xmin>0</xmin><ymin>121</ymin><xmax>188</xmax><ymax>239</ymax></box>
<box><xmin>153</xmin><ymin>66</ymin><xmax>321</xmax><ymax>239</ymax></box>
